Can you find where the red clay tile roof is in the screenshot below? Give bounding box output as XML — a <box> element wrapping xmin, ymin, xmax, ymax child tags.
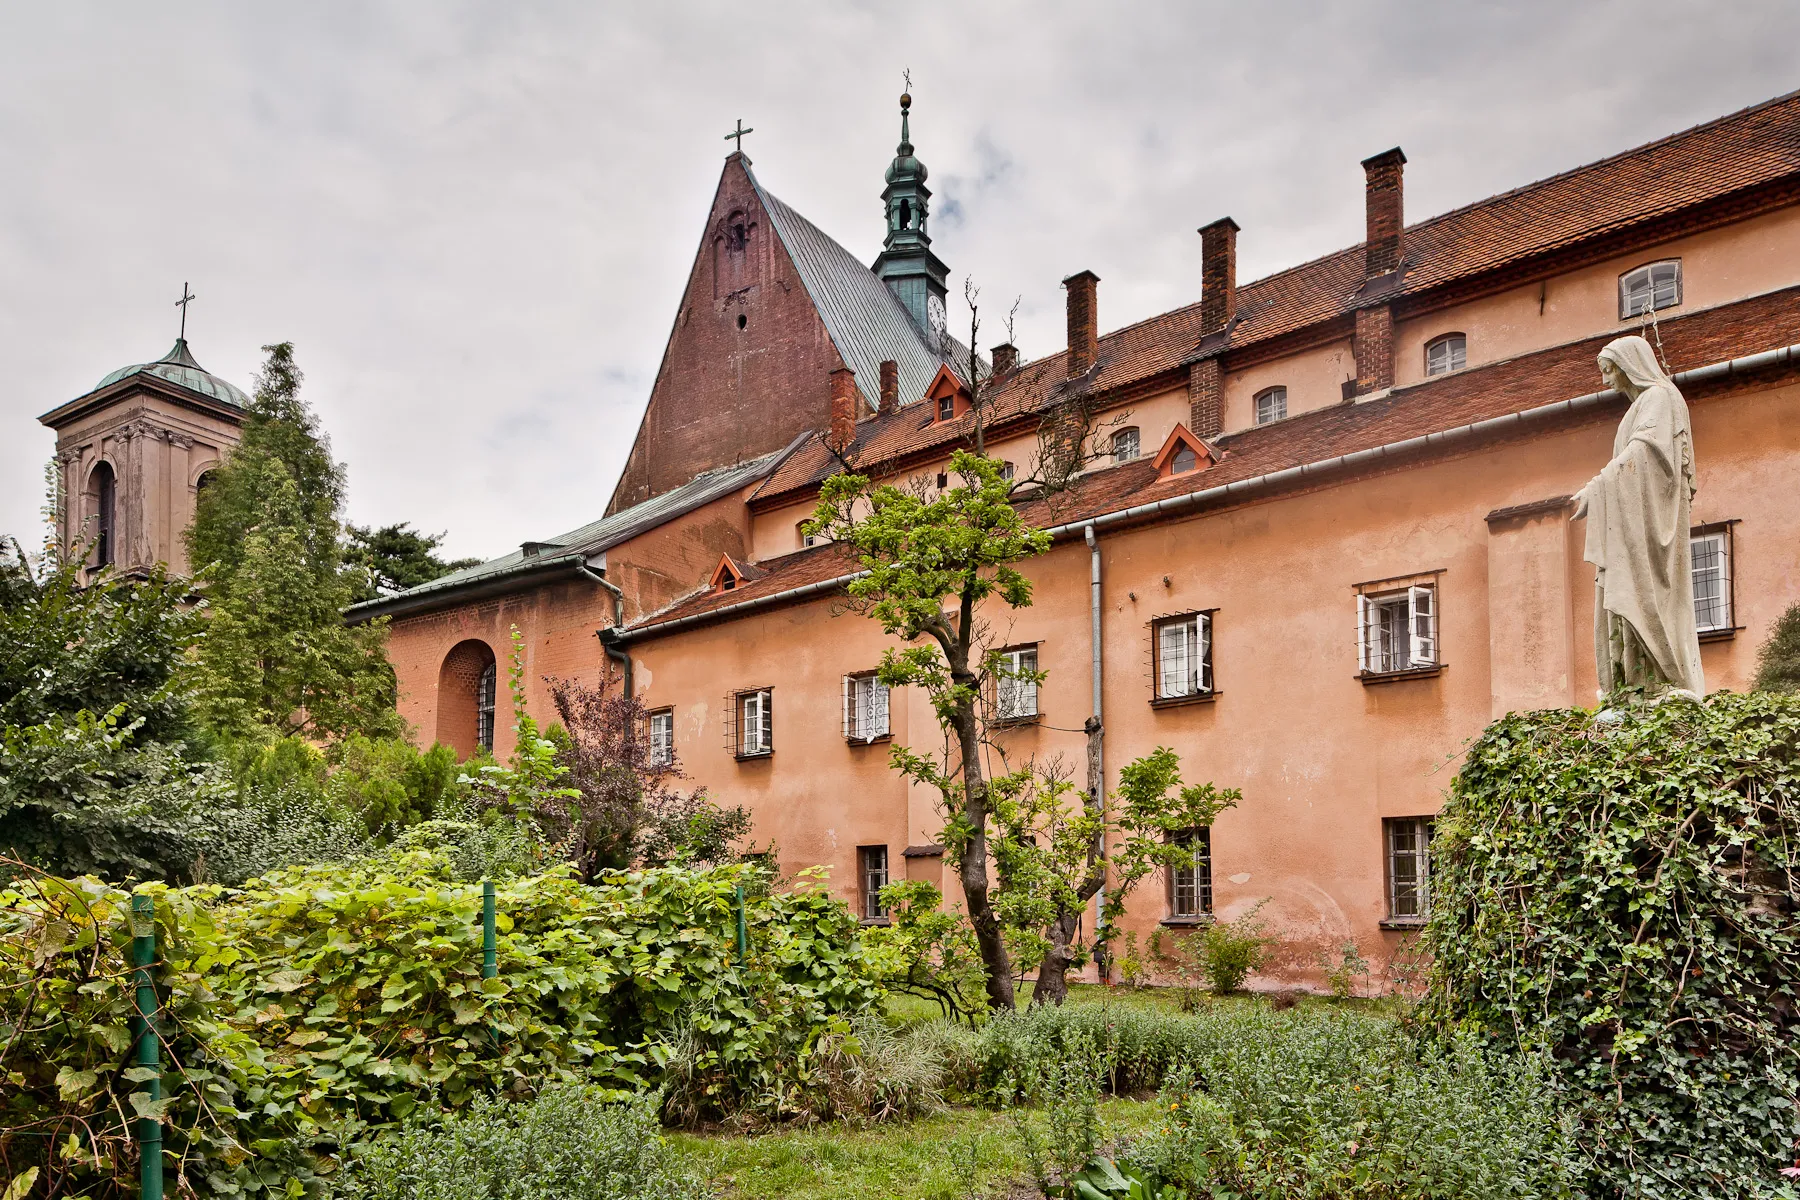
<box><xmin>753</xmin><ymin>90</ymin><xmax>1800</xmax><ymax>505</ymax></box>
<box><xmin>632</xmin><ymin>284</ymin><xmax>1800</xmax><ymax>637</ymax></box>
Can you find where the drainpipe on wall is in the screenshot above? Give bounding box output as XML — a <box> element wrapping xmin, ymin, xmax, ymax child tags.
<box><xmin>1085</xmin><ymin>522</ymin><xmax>1109</xmax><ymax>984</ymax></box>
<box><xmin>577</xmin><ymin>562</ymin><xmax>633</xmax><ymax>697</ymax></box>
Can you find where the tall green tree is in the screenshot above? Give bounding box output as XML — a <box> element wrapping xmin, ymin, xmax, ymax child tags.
<box><xmin>186</xmin><ymin>343</ymin><xmax>400</xmax><ymax>744</ymax></box>
<box><xmin>810</xmin><ymin>449</ymin><xmax>1051</xmax><ymax>1010</ymax></box>
<box><xmin>344</xmin><ymin>522</ymin><xmax>480</xmax><ymax>604</ymax></box>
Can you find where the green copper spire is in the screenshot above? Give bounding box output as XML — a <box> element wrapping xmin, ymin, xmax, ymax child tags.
<box><xmin>873</xmin><ymin>90</ymin><xmax>950</xmax><ymax>346</ymax></box>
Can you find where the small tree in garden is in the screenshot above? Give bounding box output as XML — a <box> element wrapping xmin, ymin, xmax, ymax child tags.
<box><xmin>989</xmin><ymin>747</ymin><xmax>1240</xmax><ymax>1005</ymax></box>
<box><xmin>1755</xmin><ymin>601</ymin><xmax>1800</xmax><ymax>693</ymax></box>
<box><xmin>809</xmin><ymin>449</ymin><xmax>1051</xmax><ymax>1010</ymax></box>
<box><xmin>545</xmin><ymin>670</ymin><xmax>751</xmax><ymax>880</ymax></box>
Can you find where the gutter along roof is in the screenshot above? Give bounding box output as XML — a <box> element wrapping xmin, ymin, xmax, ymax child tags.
<box><xmin>346</xmin><ymin>436</ymin><xmax>807</xmax><ymax>622</ymax></box>
<box><xmin>751</xmin><ymin>89</ymin><xmax>1800</xmax><ymax>506</ymax></box>
<box><xmin>616</xmin><ymin>285</ymin><xmax>1800</xmax><ymax>642</ymax></box>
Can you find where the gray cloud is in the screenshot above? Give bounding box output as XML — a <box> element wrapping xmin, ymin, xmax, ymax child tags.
<box><xmin>4</xmin><ymin>1</ymin><xmax>1795</xmax><ymax>560</ymax></box>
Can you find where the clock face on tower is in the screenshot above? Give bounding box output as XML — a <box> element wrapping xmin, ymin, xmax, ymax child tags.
<box><xmin>927</xmin><ymin>293</ymin><xmax>947</xmax><ymax>349</ymax></box>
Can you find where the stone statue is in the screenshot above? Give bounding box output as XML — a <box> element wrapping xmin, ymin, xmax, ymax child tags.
<box><xmin>1571</xmin><ymin>335</ymin><xmax>1705</xmax><ymax>698</ymax></box>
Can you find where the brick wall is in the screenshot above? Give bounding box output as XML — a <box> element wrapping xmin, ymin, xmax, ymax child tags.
<box><xmin>1354</xmin><ymin>305</ymin><xmax>1395</xmax><ymax>394</ymax></box>
<box><xmin>1188</xmin><ymin>358</ymin><xmax>1223</xmax><ymax>438</ymax></box>
<box><xmin>607</xmin><ymin>156</ymin><xmax>847</xmax><ymax>516</ymax></box>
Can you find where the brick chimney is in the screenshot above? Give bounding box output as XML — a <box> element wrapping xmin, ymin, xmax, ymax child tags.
<box><xmin>878</xmin><ymin>359</ymin><xmax>898</xmax><ymax>416</ymax></box>
<box><xmin>991</xmin><ymin>343</ymin><xmax>1018</xmax><ymax>376</ymax></box>
<box><xmin>827</xmin><ymin>367</ymin><xmax>857</xmax><ymax>453</ymax></box>
<box><xmin>1198</xmin><ymin>217</ymin><xmax>1238</xmax><ymax>335</ymax></box>
<box><xmin>1361</xmin><ymin>148</ymin><xmax>1406</xmax><ymax>277</ymax></box>
<box><xmin>1063</xmin><ymin>270</ymin><xmax>1099</xmax><ymax>378</ymax></box>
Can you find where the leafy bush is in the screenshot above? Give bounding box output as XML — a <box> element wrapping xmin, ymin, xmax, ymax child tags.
<box><xmin>1756</xmin><ymin>602</ymin><xmax>1800</xmax><ymax>693</ymax></box>
<box><xmin>333</xmin><ymin>1085</ymin><xmax>704</xmax><ymax>1200</ymax></box>
<box><xmin>860</xmin><ymin>880</ymin><xmax>989</xmax><ymax>1024</ymax></box>
<box><xmin>1</xmin><ymin>852</ymin><xmax>885</xmax><ymax>1196</ymax></box>
<box><xmin>1420</xmin><ymin>692</ymin><xmax>1800</xmax><ymax>1198</ymax></box>
<box><xmin>1194</xmin><ymin>901</ymin><xmax>1269</xmax><ymax>994</ymax></box>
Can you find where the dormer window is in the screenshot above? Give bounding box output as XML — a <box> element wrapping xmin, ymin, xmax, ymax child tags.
<box><xmin>1151</xmin><ymin>425</ymin><xmax>1211</xmax><ymax>480</ymax></box>
<box><xmin>923</xmin><ymin>363</ymin><xmax>970</xmax><ymax>423</ymax></box>
<box><xmin>1620</xmin><ymin>260</ymin><xmax>1681</xmax><ymax>319</ymax></box>
<box><xmin>1425</xmin><ymin>334</ymin><xmax>1467</xmax><ymax>377</ymax></box>
<box><xmin>1254</xmin><ymin>387</ymin><xmax>1288</xmax><ymax>425</ymax></box>
<box><xmin>708</xmin><ymin>553</ymin><xmax>749</xmax><ymax>594</ymax></box>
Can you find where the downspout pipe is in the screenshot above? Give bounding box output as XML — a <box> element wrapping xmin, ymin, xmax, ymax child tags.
<box><xmin>1085</xmin><ymin>522</ymin><xmax>1108</xmax><ymax>983</ymax></box>
<box><xmin>577</xmin><ymin>563</ymin><xmax>633</xmax><ymax>697</ymax></box>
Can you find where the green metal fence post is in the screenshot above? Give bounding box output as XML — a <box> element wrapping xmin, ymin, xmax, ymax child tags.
<box><xmin>482</xmin><ymin>881</ymin><xmax>497</xmax><ymax>980</ymax></box>
<box><xmin>131</xmin><ymin>894</ymin><xmax>162</xmax><ymax>1200</ymax></box>
<box><xmin>734</xmin><ymin>884</ymin><xmax>748</xmax><ymax>957</ymax></box>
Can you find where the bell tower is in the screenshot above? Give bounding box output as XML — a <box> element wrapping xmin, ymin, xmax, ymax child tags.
<box><xmin>872</xmin><ymin>91</ymin><xmax>951</xmax><ymax>349</ymax></box>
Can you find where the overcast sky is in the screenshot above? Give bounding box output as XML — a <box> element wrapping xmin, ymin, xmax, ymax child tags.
<box><xmin>4</xmin><ymin>2</ymin><xmax>1796</xmax><ymax>562</ymax></box>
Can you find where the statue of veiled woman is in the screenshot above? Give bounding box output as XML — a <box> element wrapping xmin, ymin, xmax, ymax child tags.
<box><xmin>1571</xmin><ymin>335</ymin><xmax>1705</xmax><ymax>698</ymax></box>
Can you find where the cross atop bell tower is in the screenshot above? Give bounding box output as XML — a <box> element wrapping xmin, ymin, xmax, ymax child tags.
<box><xmin>873</xmin><ymin>88</ymin><xmax>950</xmax><ymax>347</ymax></box>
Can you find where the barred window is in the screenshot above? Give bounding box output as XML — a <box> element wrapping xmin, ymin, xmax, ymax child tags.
<box><xmin>995</xmin><ymin>646</ymin><xmax>1040</xmax><ymax>721</ymax></box>
<box><xmin>647</xmin><ymin>708</ymin><xmax>674</xmax><ymax>768</ymax></box>
<box><xmin>1620</xmin><ymin>260</ymin><xmax>1681</xmax><ymax>319</ymax></box>
<box><xmin>1254</xmin><ymin>386</ymin><xmax>1288</xmax><ymax>425</ymax></box>
<box><xmin>1691</xmin><ymin>526</ymin><xmax>1734</xmax><ymax>634</ymax></box>
<box><xmin>1111</xmin><ymin>427</ymin><xmax>1141</xmax><ymax>463</ymax></box>
<box><xmin>1153</xmin><ymin>612</ymin><xmax>1213</xmax><ymax>700</ymax></box>
<box><xmin>1169</xmin><ymin>828</ymin><xmax>1213</xmax><ymax>919</ymax></box>
<box><xmin>1385</xmin><ymin>817</ymin><xmax>1434</xmax><ymax>920</ymax></box>
<box><xmin>734</xmin><ymin>689</ymin><xmax>773</xmax><ymax>758</ymax></box>
<box><xmin>475</xmin><ymin>662</ymin><xmax>497</xmax><ymax>753</ymax></box>
<box><xmin>843</xmin><ymin>673</ymin><xmax>890</xmax><ymax>743</ymax></box>
<box><xmin>1425</xmin><ymin>334</ymin><xmax>1466</xmax><ymax>377</ymax></box>
<box><xmin>860</xmin><ymin>846</ymin><xmax>890</xmax><ymax>921</ymax></box>
<box><xmin>1357</xmin><ymin>583</ymin><xmax>1438</xmax><ymax>676</ymax></box>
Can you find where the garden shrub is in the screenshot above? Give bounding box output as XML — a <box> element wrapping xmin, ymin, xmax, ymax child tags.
<box><xmin>1194</xmin><ymin>901</ymin><xmax>1269</xmax><ymax>994</ymax></box>
<box><xmin>331</xmin><ymin>1085</ymin><xmax>705</xmax><ymax>1200</ymax></box>
<box><xmin>1</xmin><ymin>851</ymin><xmax>883</xmax><ymax>1196</ymax></box>
<box><xmin>1420</xmin><ymin>691</ymin><xmax>1800</xmax><ymax>1198</ymax></box>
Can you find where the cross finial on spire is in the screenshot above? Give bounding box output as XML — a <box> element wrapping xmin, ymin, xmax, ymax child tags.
<box><xmin>724</xmin><ymin>118</ymin><xmax>754</xmax><ymax>156</ymax></box>
<box><xmin>174</xmin><ymin>282</ymin><xmax>196</xmax><ymax>341</ymax></box>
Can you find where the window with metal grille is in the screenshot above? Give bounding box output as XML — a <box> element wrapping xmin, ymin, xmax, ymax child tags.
<box><xmin>1168</xmin><ymin>828</ymin><xmax>1213</xmax><ymax>919</ymax></box>
<box><xmin>647</xmin><ymin>708</ymin><xmax>674</xmax><ymax>768</ymax></box>
<box><xmin>475</xmin><ymin>662</ymin><xmax>497</xmax><ymax>753</ymax></box>
<box><xmin>1620</xmin><ymin>260</ymin><xmax>1681</xmax><ymax>319</ymax></box>
<box><xmin>734</xmin><ymin>689</ymin><xmax>773</xmax><ymax>758</ymax></box>
<box><xmin>1111</xmin><ymin>427</ymin><xmax>1140</xmax><ymax>463</ymax></box>
<box><xmin>1425</xmin><ymin>334</ymin><xmax>1466</xmax><ymax>377</ymax></box>
<box><xmin>1357</xmin><ymin>583</ymin><xmax>1438</xmax><ymax>675</ymax></box>
<box><xmin>860</xmin><ymin>846</ymin><xmax>890</xmax><ymax>920</ymax></box>
<box><xmin>994</xmin><ymin>646</ymin><xmax>1040</xmax><ymax>721</ymax></box>
<box><xmin>843</xmin><ymin>673</ymin><xmax>890</xmax><ymax>742</ymax></box>
<box><xmin>1385</xmin><ymin>817</ymin><xmax>1433</xmax><ymax>919</ymax></box>
<box><xmin>1153</xmin><ymin>612</ymin><xmax>1213</xmax><ymax>700</ymax></box>
<box><xmin>1691</xmin><ymin>527</ymin><xmax>1733</xmax><ymax>634</ymax></box>
<box><xmin>1254</xmin><ymin>386</ymin><xmax>1288</xmax><ymax>425</ymax></box>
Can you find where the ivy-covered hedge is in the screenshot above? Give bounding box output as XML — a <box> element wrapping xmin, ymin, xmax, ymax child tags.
<box><xmin>1</xmin><ymin>852</ymin><xmax>880</xmax><ymax>1197</ymax></box>
<box><xmin>1421</xmin><ymin>691</ymin><xmax>1800</xmax><ymax>1198</ymax></box>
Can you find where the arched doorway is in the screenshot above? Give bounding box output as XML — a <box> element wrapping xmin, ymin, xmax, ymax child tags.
<box><xmin>438</xmin><ymin>639</ymin><xmax>498</xmax><ymax>759</ymax></box>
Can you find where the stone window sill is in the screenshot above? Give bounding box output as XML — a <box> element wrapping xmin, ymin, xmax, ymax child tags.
<box><xmin>1698</xmin><ymin>626</ymin><xmax>1742</xmax><ymax>643</ymax></box>
<box><xmin>845</xmin><ymin>734</ymin><xmax>892</xmax><ymax>746</ymax></box>
<box><xmin>1379</xmin><ymin>917</ymin><xmax>1426</xmax><ymax>931</ymax></box>
<box><xmin>734</xmin><ymin>749</ymin><xmax>773</xmax><ymax>763</ymax></box>
<box><xmin>1357</xmin><ymin>664</ymin><xmax>1445</xmax><ymax>687</ymax></box>
<box><xmin>1159</xmin><ymin>915</ymin><xmax>1214</xmax><ymax>929</ymax></box>
<box><xmin>993</xmin><ymin>714</ymin><xmax>1041</xmax><ymax>729</ymax></box>
<box><xmin>1150</xmin><ymin>690</ymin><xmax>1220</xmax><ymax>711</ymax></box>
<box><xmin>859</xmin><ymin>916</ymin><xmax>891</xmax><ymax>928</ymax></box>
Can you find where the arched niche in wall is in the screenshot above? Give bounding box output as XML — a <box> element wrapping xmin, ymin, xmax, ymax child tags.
<box><xmin>438</xmin><ymin>639</ymin><xmax>499</xmax><ymax>760</ymax></box>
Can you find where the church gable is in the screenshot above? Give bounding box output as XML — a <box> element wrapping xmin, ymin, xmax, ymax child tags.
<box><xmin>606</xmin><ymin>154</ymin><xmax>846</xmax><ymax>516</ymax></box>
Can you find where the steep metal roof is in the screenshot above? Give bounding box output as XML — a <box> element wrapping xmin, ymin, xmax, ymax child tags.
<box><xmin>751</xmin><ymin>171</ymin><xmax>975</xmax><ymax>413</ymax></box>
<box><xmin>346</xmin><ymin>436</ymin><xmax>805</xmax><ymax>620</ymax></box>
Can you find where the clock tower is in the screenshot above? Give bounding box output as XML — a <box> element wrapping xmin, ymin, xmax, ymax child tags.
<box><xmin>872</xmin><ymin>92</ymin><xmax>950</xmax><ymax>349</ymax></box>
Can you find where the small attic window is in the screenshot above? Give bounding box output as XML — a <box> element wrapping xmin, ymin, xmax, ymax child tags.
<box><xmin>709</xmin><ymin>554</ymin><xmax>748</xmax><ymax>594</ymax></box>
<box><xmin>721</xmin><ymin>575</ymin><xmax>736</xmax><ymax>591</ymax></box>
<box><xmin>1171</xmin><ymin>445</ymin><xmax>1198</xmax><ymax>474</ymax></box>
<box><xmin>937</xmin><ymin>395</ymin><xmax>955</xmax><ymax>421</ymax></box>
<box><xmin>1152</xmin><ymin>424</ymin><xmax>1211</xmax><ymax>480</ymax></box>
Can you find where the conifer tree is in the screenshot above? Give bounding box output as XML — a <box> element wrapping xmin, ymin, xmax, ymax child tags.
<box><xmin>186</xmin><ymin>343</ymin><xmax>399</xmax><ymax>744</ymax></box>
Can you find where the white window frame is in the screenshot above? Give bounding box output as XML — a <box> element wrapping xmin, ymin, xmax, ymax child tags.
<box><xmin>1153</xmin><ymin>612</ymin><xmax>1213</xmax><ymax>700</ymax></box>
<box><xmin>860</xmin><ymin>846</ymin><xmax>891</xmax><ymax>921</ymax></box>
<box><xmin>1357</xmin><ymin>581</ymin><xmax>1439</xmax><ymax>676</ymax></box>
<box><xmin>1424</xmin><ymin>334</ymin><xmax>1467</xmax><ymax>377</ymax></box>
<box><xmin>1168</xmin><ymin>827</ymin><xmax>1213</xmax><ymax>919</ymax></box>
<box><xmin>1385</xmin><ymin>817</ymin><xmax>1433</xmax><ymax>921</ymax></box>
<box><xmin>646</xmin><ymin>708</ymin><xmax>674</xmax><ymax>768</ymax></box>
<box><xmin>937</xmin><ymin>394</ymin><xmax>955</xmax><ymax>422</ymax></box>
<box><xmin>843</xmin><ymin>673</ymin><xmax>891</xmax><ymax>743</ymax></box>
<box><xmin>798</xmin><ymin>521</ymin><xmax>817</xmax><ymax>549</ymax></box>
<box><xmin>1254</xmin><ymin>386</ymin><xmax>1288</xmax><ymax>426</ymax></box>
<box><xmin>1111</xmin><ymin>427</ymin><xmax>1141</xmax><ymax>463</ymax></box>
<box><xmin>1690</xmin><ymin>525</ymin><xmax>1734</xmax><ymax>635</ymax></box>
<box><xmin>735</xmin><ymin>688</ymin><xmax>773</xmax><ymax>758</ymax></box>
<box><xmin>1620</xmin><ymin>259</ymin><xmax>1681</xmax><ymax>319</ymax></box>
<box><xmin>994</xmin><ymin>646</ymin><xmax>1040</xmax><ymax>722</ymax></box>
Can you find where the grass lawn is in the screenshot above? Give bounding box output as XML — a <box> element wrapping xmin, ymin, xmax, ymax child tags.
<box><xmin>671</xmin><ymin>1098</ymin><xmax>1166</xmax><ymax>1200</ymax></box>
